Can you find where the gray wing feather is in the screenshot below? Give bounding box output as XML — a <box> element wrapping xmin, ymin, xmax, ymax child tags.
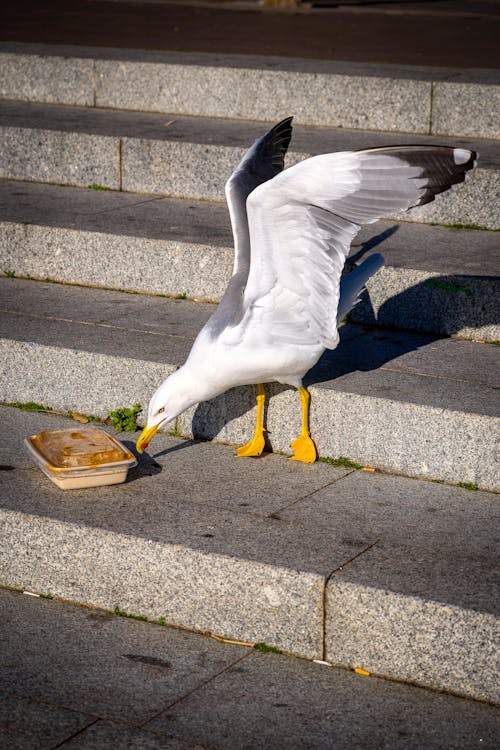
<box><xmin>204</xmin><ymin>118</ymin><xmax>294</xmax><ymax>340</ymax></box>
<box><xmin>225</xmin><ymin>117</ymin><xmax>293</xmax><ymax>276</ymax></box>
<box><xmin>236</xmin><ymin>145</ymin><xmax>476</xmax><ymax>349</ymax></box>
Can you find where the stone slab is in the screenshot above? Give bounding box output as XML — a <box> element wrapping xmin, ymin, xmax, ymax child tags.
<box><xmin>0</xmin><ymin>407</ymin><xmax>365</xmax><ymax>660</ymax></box>
<box><xmin>0</xmin><ymin>506</ymin><xmax>332</xmax><ymax>663</ymax></box>
<box><xmin>0</xmin><ymin>692</ymin><xmax>94</xmax><ymax>750</ymax></box>
<box><xmin>0</xmin><ymin>404</ymin><xmax>351</xmax><ymax>518</ymax></box>
<box><xmin>304</xmin><ymin>378</ymin><xmax>498</xmax><ymax>491</ymax></box>
<box><xmin>432</xmin><ymin>80</ymin><xmax>500</xmax><ymax>141</ymax></box>
<box><xmin>0</xmin><ymin>176</ymin><xmax>233</xmax><ymax>244</ymax></box>
<box><xmin>0</xmin><ymin>126</ymin><xmax>120</xmax><ymax>190</ymax></box>
<box><xmin>0</xmin><ymin>48</ymin><xmax>94</xmax><ymax>107</ymax></box>
<box><xmin>1</xmin><ymin>100</ymin><xmax>498</xmax><ymax>226</ymax></box>
<box><xmin>3</xmin><ymin>98</ymin><xmax>499</xmax><ymax>169</ymax></box>
<box><xmin>0</xmin><ymin>588</ymin><xmax>249</xmax><ymax>725</ymax></box>
<box><xmin>1</xmin><ymin>478</ymin><xmax>364</xmax><ymax>659</ymax></box>
<box><xmin>0</xmin><ymin>180</ymin><xmax>498</xmax><ymax>339</ymax></box>
<box><xmin>147</xmin><ymin>650</ymin><xmax>500</xmax><ymax>749</ymax></box>
<box><xmin>0</xmin><ymin>222</ymin><xmax>232</xmax><ymax>302</ymax></box>
<box><xmin>1</xmin><ymin>42</ymin><xmax>498</xmax><ymax>137</ymax></box>
<box><xmin>278</xmin><ymin>469</ymin><xmax>500</xmax><ymax>558</ymax></box>
<box><xmin>122</xmin><ymin>136</ymin><xmax>498</xmax><ymax>230</ymax></box>
<box><xmin>9</xmin><ymin>398</ymin><xmax>495</xmax><ymax>559</ymax></box>
<box><xmin>2</xmin><ymin>407</ymin><xmax>499</xmax><ymax>699</ymax></box>
<box><xmin>0</xmin><ymin>276</ymin><xmax>498</xmax><ymax>489</ymax></box>
<box><xmin>2</xmin><ymin>276</ymin><xmax>499</xmax><ymax>401</ymax></box>
<box><xmin>95</xmin><ymin>58</ymin><xmax>432</xmax><ymax>135</ymax></box>
<box><xmin>61</xmin><ymin>721</ymin><xmax>206</xmax><ymax>749</ymax></box>
<box><xmin>0</xmin><ymin>339</ymin><xmax>174</xmax><ymax>424</ymax></box>
<box><xmin>325</xmin><ymin>541</ymin><xmax>500</xmax><ymax>704</ymax></box>
<box><xmin>3</xmin><ymin>589</ymin><xmax>500</xmax><ymax>749</ymax></box>
<box><xmin>353</xmin><ymin>267</ymin><xmax>500</xmax><ymax>342</ymax></box>
<box><xmin>3</xmin><ymin>42</ymin><xmax>499</xmax><ymax>82</ymax></box>
<box><xmin>353</xmin><ymin>244</ymin><xmax>500</xmax><ymax>340</ymax></box>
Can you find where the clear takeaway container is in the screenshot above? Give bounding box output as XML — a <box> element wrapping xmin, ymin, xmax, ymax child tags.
<box><xmin>24</xmin><ymin>425</ymin><xmax>137</xmax><ymax>490</ymax></box>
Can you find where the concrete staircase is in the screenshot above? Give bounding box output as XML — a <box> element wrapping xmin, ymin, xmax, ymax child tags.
<box><xmin>0</xmin><ymin>41</ymin><xmax>499</xmax><ymax>704</ymax></box>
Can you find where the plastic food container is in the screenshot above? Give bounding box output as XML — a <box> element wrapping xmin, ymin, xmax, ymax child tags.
<box><xmin>24</xmin><ymin>426</ymin><xmax>137</xmax><ymax>490</ymax></box>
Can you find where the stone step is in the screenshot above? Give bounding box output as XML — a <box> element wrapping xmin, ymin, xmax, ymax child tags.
<box><xmin>1</xmin><ymin>180</ymin><xmax>498</xmax><ymax>341</ymax></box>
<box><xmin>1</xmin><ymin>405</ymin><xmax>499</xmax><ymax>705</ymax></box>
<box><xmin>0</xmin><ymin>41</ymin><xmax>499</xmax><ymax>140</ymax></box>
<box><xmin>1</xmin><ymin>99</ymin><xmax>498</xmax><ymax>228</ymax></box>
<box><xmin>1</xmin><ymin>277</ymin><xmax>498</xmax><ymax>490</ymax></box>
<box><xmin>2</xmin><ymin>591</ymin><xmax>500</xmax><ymax>750</ymax></box>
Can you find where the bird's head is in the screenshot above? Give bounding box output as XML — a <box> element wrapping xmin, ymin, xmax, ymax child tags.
<box><xmin>136</xmin><ymin>368</ymin><xmax>196</xmax><ymax>454</ymax></box>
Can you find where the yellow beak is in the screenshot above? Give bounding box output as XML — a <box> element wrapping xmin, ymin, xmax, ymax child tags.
<box><xmin>136</xmin><ymin>423</ymin><xmax>159</xmax><ymax>454</ymax></box>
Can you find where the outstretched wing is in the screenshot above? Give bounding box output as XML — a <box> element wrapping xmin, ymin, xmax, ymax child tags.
<box><xmin>233</xmin><ymin>145</ymin><xmax>476</xmax><ymax>349</ymax></box>
<box><xmin>225</xmin><ymin>117</ymin><xmax>293</xmax><ymax>276</ymax></box>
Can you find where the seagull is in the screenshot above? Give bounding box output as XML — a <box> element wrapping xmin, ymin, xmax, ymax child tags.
<box><xmin>136</xmin><ymin>117</ymin><xmax>476</xmax><ymax>461</ymax></box>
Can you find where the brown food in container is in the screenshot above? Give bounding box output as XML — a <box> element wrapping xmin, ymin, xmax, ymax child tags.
<box><xmin>24</xmin><ymin>426</ymin><xmax>137</xmax><ymax>489</ymax></box>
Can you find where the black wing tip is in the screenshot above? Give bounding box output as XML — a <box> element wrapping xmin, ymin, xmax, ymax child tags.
<box><xmin>357</xmin><ymin>145</ymin><xmax>478</xmax><ymax>208</ymax></box>
<box><xmin>272</xmin><ymin>116</ymin><xmax>293</xmax><ymax>138</ymax></box>
<box><xmin>273</xmin><ymin>116</ymin><xmax>293</xmax><ymax>141</ymax></box>
<box><xmin>268</xmin><ymin>116</ymin><xmax>294</xmax><ymax>165</ymax></box>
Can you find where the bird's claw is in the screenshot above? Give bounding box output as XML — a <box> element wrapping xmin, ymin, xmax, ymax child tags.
<box><xmin>290</xmin><ymin>434</ymin><xmax>317</xmax><ymax>463</ymax></box>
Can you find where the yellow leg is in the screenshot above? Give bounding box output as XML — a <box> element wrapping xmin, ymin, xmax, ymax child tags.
<box><xmin>291</xmin><ymin>386</ymin><xmax>317</xmax><ymax>463</ymax></box>
<box><xmin>237</xmin><ymin>384</ymin><xmax>266</xmax><ymax>458</ymax></box>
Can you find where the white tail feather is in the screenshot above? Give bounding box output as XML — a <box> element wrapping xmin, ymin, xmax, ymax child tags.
<box><xmin>337</xmin><ymin>253</ymin><xmax>385</xmax><ymax>322</ymax></box>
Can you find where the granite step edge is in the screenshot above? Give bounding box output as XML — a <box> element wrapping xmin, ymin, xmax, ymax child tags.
<box><xmin>0</xmin><ymin>107</ymin><xmax>496</xmax><ymax>227</ymax></box>
<box><xmin>1</xmin><ymin>505</ymin><xmax>498</xmax><ymax>705</ymax></box>
<box><xmin>1</xmin><ymin>193</ymin><xmax>498</xmax><ymax>340</ymax></box>
<box><xmin>0</xmin><ymin>43</ymin><xmax>498</xmax><ymax>138</ymax></box>
<box><xmin>0</xmin><ymin>334</ymin><xmax>498</xmax><ymax>491</ymax></box>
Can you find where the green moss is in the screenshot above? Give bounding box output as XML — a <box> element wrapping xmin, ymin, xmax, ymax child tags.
<box><xmin>430</xmin><ymin>222</ymin><xmax>499</xmax><ymax>232</ymax></box>
<box><xmin>168</xmin><ymin>420</ymin><xmax>182</xmax><ymax>438</ymax></box>
<box><xmin>319</xmin><ymin>456</ymin><xmax>363</xmax><ymax>469</ymax></box>
<box><xmin>108</xmin><ymin>404</ymin><xmax>142</xmax><ymax>432</ymax></box>
<box><xmin>254</xmin><ymin>642</ymin><xmax>281</xmax><ymax>654</ymax></box>
<box><xmin>175</xmin><ymin>292</ymin><xmax>188</xmax><ymax>300</ymax></box>
<box><xmin>114</xmin><ymin>606</ymin><xmax>148</xmax><ymax>622</ymax></box>
<box><xmin>5</xmin><ymin>401</ymin><xmax>52</xmax><ymax>412</ymax></box>
<box><xmin>424</xmin><ymin>279</ymin><xmax>473</xmax><ymax>296</ymax></box>
<box><xmin>456</xmin><ymin>482</ymin><xmax>479</xmax><ymax>492</ymax></box>
<box><xmin>4</xmin><ymin>269</ymin><xmax>15</xmax><ymax>277</ymax></box>
<box><xmin>434</xmin><ymin>478</ymin><xmax>478</xmax><ymax>491</ymax></box>
<box><xmin>89</xmin><ymin>183</ymin><xmax>111</xmax><ymax>191</ymax></box>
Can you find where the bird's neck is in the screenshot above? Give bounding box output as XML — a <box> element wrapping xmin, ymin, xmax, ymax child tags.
<box><xmin>170</xmin><ymin>361</ymin><xmax>221</xmax><ymax>411</ymax></box>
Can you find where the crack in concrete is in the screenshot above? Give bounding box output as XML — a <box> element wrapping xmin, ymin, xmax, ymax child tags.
<box><xmin>321</xmin><ymin>539</ymin><xmax>380</xmax><ymax>662</ymax></box>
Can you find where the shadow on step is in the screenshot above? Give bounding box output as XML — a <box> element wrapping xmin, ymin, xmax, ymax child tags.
<box><xmin>185</xmin><ymin>225</ymin><xmax>499</xmax><ymax>444</ymax></box>
<box><xmin>124</xmin><ymin>438</ymin><xmax>205</xmax><ymax>479</ymax></box>
<box><xmin>189</xmin><ymin>276</ymin><xmax>498</xmax><ymax>443</ymax></box>
<box><xmin>352</xmin><ymin>272</ymin><xmax>499</xmax><ymax>341</ymax></box>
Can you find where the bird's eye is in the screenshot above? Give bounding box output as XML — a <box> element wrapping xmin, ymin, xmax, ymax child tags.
<box><xmin>158</xmin><ymin>407</ymin><xmax>165</xmax><ymax>414</ymax></box>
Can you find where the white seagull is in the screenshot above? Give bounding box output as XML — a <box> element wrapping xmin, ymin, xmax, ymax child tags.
<box><xmin>136</xmin><ymin>117</ymin><xmax>476</xmax><ymax>461</ymax></box>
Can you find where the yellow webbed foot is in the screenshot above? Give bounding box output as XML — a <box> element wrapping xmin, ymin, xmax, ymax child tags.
<box><xmin>290</xmin><ymin>434</ymin><xmax>317</xmax><ymax>464</ymax></box>
<box><xmin>237</xmin><ymin>383</ymin><xmax>266</xmax><ymax>458</ymax></box>
<box><xmin>237</xmin><ymin>432</ymin><xmax>265</xmax><ymax>458</ymax></box>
